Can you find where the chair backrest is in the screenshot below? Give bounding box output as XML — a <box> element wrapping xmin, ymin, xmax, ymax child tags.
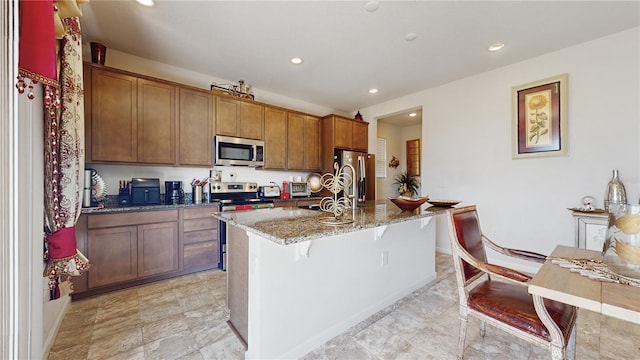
<box><xmin>447</xmin><ymin>206</ymin><xmax>488</xmax><ymax>284</ymax></box>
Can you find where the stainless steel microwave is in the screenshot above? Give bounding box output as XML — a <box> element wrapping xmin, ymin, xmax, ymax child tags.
<box><xmin>214</xmin><ymin>135</ymin><xmax>264</xmax><ymax>166</ymax></box>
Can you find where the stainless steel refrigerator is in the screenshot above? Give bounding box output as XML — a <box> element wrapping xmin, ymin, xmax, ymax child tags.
<box><xmin>333</xmin><ymin>150</ymin><xmax>372</xmax><ymax>205</ymax></box>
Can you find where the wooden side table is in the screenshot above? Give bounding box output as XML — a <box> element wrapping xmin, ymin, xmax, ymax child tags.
<box><xmin>572</xmin><ymin>211</ymin><xmax>609</xmax><ymax>251</ymax></box>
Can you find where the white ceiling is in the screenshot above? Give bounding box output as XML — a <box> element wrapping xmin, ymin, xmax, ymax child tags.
<box><xmin>79</xmin><ymin>1</ymin><xmax>639</xmax><ymax>114</ymax></box>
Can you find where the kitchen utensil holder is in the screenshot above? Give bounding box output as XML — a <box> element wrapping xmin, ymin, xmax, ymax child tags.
<box><xmin>192</xmin><ymin>185</ymin><xmax>203</xmax><ymax>204</ymax></box>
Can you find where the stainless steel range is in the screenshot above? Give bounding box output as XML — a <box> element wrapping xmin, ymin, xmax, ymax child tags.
<box><xmin>210</xmin><ymin>182</ymin><xmax>274</xmax><ymax>270</ymax></box>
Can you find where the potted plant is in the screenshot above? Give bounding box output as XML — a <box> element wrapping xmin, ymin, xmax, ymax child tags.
<box><xmin>393</xmin><ymin>171</ymin><xmax>420</xmax><ymax>197</ymax></box>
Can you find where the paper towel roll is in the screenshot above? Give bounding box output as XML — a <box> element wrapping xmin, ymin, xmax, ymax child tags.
<box><xmin>82</xmin><ymin>188</ymin><xmax>92</xmax><ymax>207</ymax></box>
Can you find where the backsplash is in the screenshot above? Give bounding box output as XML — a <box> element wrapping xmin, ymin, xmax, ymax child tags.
<box><xmin>103</xmin><ymin>192</ymin><xmax>200</xmax><ymax>207</ymax></box>
<box><xmin>88</xmin><ymin>164</ymin><xmax>312</xmax><ymax>196</ymax></box>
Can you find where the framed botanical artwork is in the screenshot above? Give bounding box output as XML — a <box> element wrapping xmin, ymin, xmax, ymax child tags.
<box><xmin>512</xmin><ymin>74</ymin><xmax>568</xmax><ymax>158</ymax></box>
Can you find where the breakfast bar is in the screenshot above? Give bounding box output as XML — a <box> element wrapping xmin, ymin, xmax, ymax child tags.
<box><xmin>214</xmin><ymin>200</ymin><xmax>445</xmax><ymax>359</ymax></box>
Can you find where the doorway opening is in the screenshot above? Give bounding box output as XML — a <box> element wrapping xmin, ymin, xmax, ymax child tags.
<box><xmin>375</xmin><ymin>108</ymin><xmax>423</xmax><ymax>199</ymax></box>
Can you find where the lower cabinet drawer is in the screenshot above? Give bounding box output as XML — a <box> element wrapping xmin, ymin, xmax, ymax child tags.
<box><xmin>184</xmin><ymin>229</ymin><xmax>217</xmax><ymax>245</ymax></box>
<box><xmin>184</xmin><ymin>241</ymin><xmax>218</xmax><ymax>269</ymax></box>
<box><xmin>184</xmin><ymin>217</ymin><xmax>218</xmax><ymax>232</ymax></box>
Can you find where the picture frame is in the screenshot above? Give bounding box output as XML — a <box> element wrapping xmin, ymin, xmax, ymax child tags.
<box><xmin>512</xmin><ymin>73</ymin><xmax>568</xmax><ymax>159</ymax></box>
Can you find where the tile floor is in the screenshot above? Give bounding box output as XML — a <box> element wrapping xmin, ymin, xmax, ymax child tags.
<box><xmin>48</xmin><ymin>253</ymin><xmax>640</xmax><ymax>360</ymax></box>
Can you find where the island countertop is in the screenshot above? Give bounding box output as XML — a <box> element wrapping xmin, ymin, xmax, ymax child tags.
<box><xmin>213</xmin><ymin>199</ymin><xmax>447</xmax><ymax>245</ymax></box>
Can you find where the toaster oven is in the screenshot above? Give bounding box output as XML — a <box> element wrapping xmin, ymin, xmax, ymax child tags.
<box><xmin>285</xmin><ymin>181</ymin><xmax>310</xmax><ymax>197</ymax></box>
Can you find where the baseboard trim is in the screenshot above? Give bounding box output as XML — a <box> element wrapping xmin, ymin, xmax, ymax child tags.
<box><xmin>42</xmin><ymin>295</ymin><xmax>71</xmax><ymax>359</ymax></box>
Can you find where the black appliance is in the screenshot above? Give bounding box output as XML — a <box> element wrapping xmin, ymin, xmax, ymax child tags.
<box><xmin>164</xmin><ymin>181</ymin><xmax>184</xmax><ymax>204</ymax></box>
<box><xmin>130</xmin><ymin>178</ymin><xmax>161</xmax><ymax>205</ymax></box>
<box><xmin>211</xmin><ymin>182</ymin><xmax>274</xmax><ymax>271</ymax></box>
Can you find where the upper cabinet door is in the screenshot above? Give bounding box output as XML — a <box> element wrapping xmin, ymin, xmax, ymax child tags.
<box><xmin>287</xmin><ymin>113</ymin><xmax>305</xmax><ymax>170</ymax></box>
<box><xmin>178</xmin><ymin>88</ymin><xmax>214</xmax><ymax>166</ymax></box>
<box><xmin>264</xmin><ymin>107</ymin><xmax>287</xmax><ymax>169</ymax></box>
<box><xmin>137</xmin><ymin>79</ymin><xmax>176</xmax><ymax>164</ymax></box>
<box><xmin>304</xmin><ymin>116</ymin><xmax>321</xmax><ymax>171</ymax></box>
<box><xmin>216</xmin><ymin>96</ymin><xmax>240</xmax><ymax>136</ymax></box>
<box><xmin>91</xmin><ymin>69</ymin><xmax>138</xmax><ymax>162</ymax></box>
<box><xmin>334</xmin><ymin>117</ymin><xmax>353</xmax><ymax>149</ymax></box>
<box><xmin>240</xmin><ymin>101</ymin><xmax>264</xmax><ymax>140</ymax></box>
<box><xmin>352</xmin><ymin>121</ymin><xmax>369</xmax><ymax>152</ymax></box>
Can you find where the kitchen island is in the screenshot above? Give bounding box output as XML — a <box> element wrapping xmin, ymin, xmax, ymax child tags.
<box><xmin>214</xmin><ymin>200</ymin><xmax>445</xmax><ymax>359</ymax></box>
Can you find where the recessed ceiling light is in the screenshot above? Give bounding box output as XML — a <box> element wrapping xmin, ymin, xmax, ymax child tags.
<box><xmin>364</xmin><ymin>1</ymin><xmax>380</xmax><ymax>12</ymax></box>
<box><xmin>409</xmin><ymin>112</ymin><xmax>417</xmax><ymax>117</ymax></box>
<box><xmin>404</xmin><ymin>33</ymin><xmax>418</xmax><ymax>42</ymax></box>
<box><xmin>368</xmin><ymin>88</ymin><xmax>379</xmax><ymax>94</ymax></box>
<box><xmin>136</xmin><ymin>0</ymin><xmax>155</xmax><ymax>6</ymax></box>
<box><xmin>290</xmin><ymin>57</ymin><xmax>303</xmax><ymax>65</ymax></box>
<box><xmin>488</xmin><ymin>43</ymin><xmax>505</xmax><ymax>51</ymax></box>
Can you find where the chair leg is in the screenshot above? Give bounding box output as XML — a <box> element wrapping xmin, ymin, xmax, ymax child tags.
<box><xmin>479</xmin><ymin>320</ymin><xmax>486</xmax><ymax>337</ymax></box>
<box><xmin>457</xmin><ymin>313</ymin><xmax>468</xmax><ymax>360</ymax></box>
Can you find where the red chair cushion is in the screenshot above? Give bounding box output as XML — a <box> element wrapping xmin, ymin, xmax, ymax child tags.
<box><xmin>468</xmin><ymin>280</ymin><xmax>576</xmax><ymax>342</ymax></box>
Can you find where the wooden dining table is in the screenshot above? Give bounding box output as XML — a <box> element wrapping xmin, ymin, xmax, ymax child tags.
<box><xmin>529</xmin><ymin>245</ymin><xmax>640</xmax><ymax>324</ymax></box>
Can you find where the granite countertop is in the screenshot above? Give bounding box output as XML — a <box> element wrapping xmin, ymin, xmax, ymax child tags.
<box><xmin>81</xmin><ymin>201</ymin><xmax>220</xmax><ymax>214</ymax></box>
<box><xmin>213</xmin><ymin>199</ymin><xmax>448</xmax><ymax>245</ymax></box>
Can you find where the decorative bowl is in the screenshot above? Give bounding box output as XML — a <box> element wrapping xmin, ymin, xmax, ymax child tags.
<box><xmin>389</xmin><ymin>197</ymin><xmax>428</xmax><ymax>211</ymax></box>
<box><xmin>426</xmin><ymin>199</ymin><xmax>461</xmax><ymax>207</ymax></box>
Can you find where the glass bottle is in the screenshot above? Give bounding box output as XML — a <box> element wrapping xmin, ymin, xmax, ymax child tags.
<box><xmin>604</xmin><ymin>169</ymin><xmax>627</xmax><ymax>210</ymax></box>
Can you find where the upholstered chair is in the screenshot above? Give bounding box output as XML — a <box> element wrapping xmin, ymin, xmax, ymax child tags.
<box><xmin>446</xmin><ymin>205</ymin><xmax>577</xmax><ymax>360</ymax></box>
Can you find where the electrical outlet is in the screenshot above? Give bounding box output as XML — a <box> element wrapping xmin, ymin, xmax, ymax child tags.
<box><xmin>382</xmin><ymin>251</ymin><xmax>389</xmax><ymax>266</ymax></box>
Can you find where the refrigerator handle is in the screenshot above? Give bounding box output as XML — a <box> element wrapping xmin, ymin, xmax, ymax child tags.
<box><xmin>358</xmin><ymin>155</ymin><xmax>366</xmax><ymax>202</ymax></box>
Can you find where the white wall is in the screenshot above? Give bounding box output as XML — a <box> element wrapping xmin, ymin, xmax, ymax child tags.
<box><xmin>84</xmin><ymin>48</ymin><xmax>345</xmax><ymax>195</ymax></box>
<box><xmin>87</xmin><ymin>47</ymin><xmax>336</xmax><ymax>118</ymax></box>
<box><xmin>91</xmin><ymin>164</ymin><xmax>312</xmax><ymax>199</ymax></box>
<box><xmin>361</xmin><ymin>28</ymin><xmax>640</xmax><ymax>270</ymax></box>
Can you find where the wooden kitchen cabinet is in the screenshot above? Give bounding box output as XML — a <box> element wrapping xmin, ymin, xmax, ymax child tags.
<box><xmin>241</xmin><ymin>101</ymin><xmax>264</xmax><ymax>139</ymax></box>
<box><xmin>178</xmin><ymin>88</ymin><xmax>215</xmax><ymax>166</ymax></box>
<box><xmin>88</xmin><ymin>67</ymin><xmax>138</xmax><ymax>162</ymax></box>
<box><xmin>263</xmin><ymin>106</ymin><xmax>288</xmax><ymax>169</ymax></box>
<box><xmin>182</xmin><ymin>206</ymin><xmax>220</xmax><ymax>270</ymax></box>
<box><xmin>83</xmin><ymin>210</ymin><xmax>179</xmax><ymax>290</ymax></box>
<box><xmin>334</xmin><ymin>116</ymin><xmax>354</xmax><ymax>149</ymax></box>
<box><xmin>287</xmin><ymin>112</ymin><xmax>321</xmax><ymax>171</ymax></box>
<box><xmin>215</xmin><ymin>96</ymin><xmax>264</xmax><ymax>140</ymax></box>
<box><xmin>321</xmin><ymin>114</ymin><xmax>369</xmax><ymax>173</ymax></box>
<box><xmin>87</xmin><ymin>220</ymin><xmax>178</xmax><ymax>287</ymax></box>
<box><xmin>216</xmin><ymin>96</ymin><xmax>240</xmax><ymax>137</ymax></box>
<box><xmin>352</xmin><ymin>121</ymin><xmax>368</xmax><ymax>152</ymax></box>
<box><xmin>86</xmin><ymin>64</ymin><xmax>177</xmax><ymax>165</ymax></box>
<box><xmin>72</xmin><ymin>206</ymin><xmax>221</xmax><ymax>299</ymax></box>
<box><xmin>137</xmin><ymin>79</ymin><xmax>176</xmax><ymax>164</ymax></box>
<box><xmin>305</xmin><ymin>116</ymin><xmax>322</xmax><ymax>170</ymax></box>
<box><xmin>137</xmin><ymin>222</ymin><xmax>179</xmax><ymax>277</ymax></box>
<box><xmin>87</xmin><ymin>225</ymin><xmax>138</xmax><ymax>287</ymax></box>
<box><xmin>287</xmin><ymin>113</ymin><xmax>304</xmax><ymax>169</ymax></box>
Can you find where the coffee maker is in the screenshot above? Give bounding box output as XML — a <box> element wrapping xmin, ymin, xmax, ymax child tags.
<box><xmin>164</xmin><ymin>181</ymin><xmax>184</xmax><ymax>204</ymax></box>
